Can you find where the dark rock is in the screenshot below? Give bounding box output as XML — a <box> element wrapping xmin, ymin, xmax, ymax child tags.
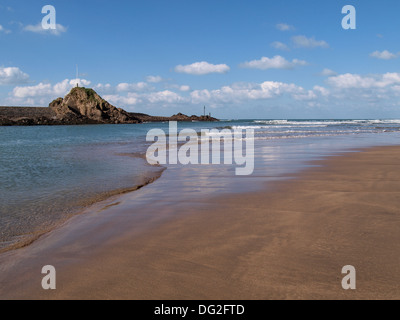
<box><xmin>0</xmin><ymin>87</ymin><xmax>219</xmax><ymax>126</ymax></box>
<box><xmin>49</xmin><ymin>87</ymin><xmax>140</xmax><ymax>124</ymax></box>
<box><xmin>128</xmin><ymin>112</ymin><xmax>219</xmax><ymax>123</ymax></box>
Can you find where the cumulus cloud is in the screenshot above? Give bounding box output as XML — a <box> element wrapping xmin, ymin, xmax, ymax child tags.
<box><xmin>12</xmin><ymin>78</ymin><xmax>90</xmax><ymax>98</ymax></box>
<box><xmin>104</xmin><ymin>93</ymin><xmax>141</xmax><ymax>107</ymax></box>
<box><xmin>174</xmin><ymin>61</ymin><xmax>230</xmax><ymax>75</ymax></box>
<box><xmin>313</xmin><ymin>85</ymin><xmax>330</xmax><ymax>97</ymax></box>
<box><xmin>179</xmin><ymin>85</ymin><xmax>191</xmax><ymax>92</ymax></box>
<box><xmin>320</xmin><ymin>68</ymin><xmax>337</xmax><ymax>76</ymax></box>
<box><xmin>320</xmin><ymin>72</ymin><xmax>400</xmax><ymax>109</ymax></box>
<box><xmin>327</xmin><ymin>73</ymin><xmax>400</xmax><ymax>89</ymax></box>
<box><xmin>11</xmin><ymin>69</ymin><xmax>400</xmax><ymax>113</ymax></box>
<box><xmin>271</xmin><ymin>41</ymin><xmax>289</xmax><ymax>51</ymax></box>
<box><xmin>23</xmin><ymin>23</ymin><xmax>67</xmax><ymax>36</ymax></box>
<box><xmin>146</xmin><ymin>75</ymin><xmax>163</xmax><ymax>83</ymax></box>
<box><xmin>116</xmin><ymin>82</ymin><xmax>151</xmax><ymax>92</ymax></box>
<box><xmin>240</xmin><ymin>56</ymin><xmax>307</xmax><ymax>70</ymax></box>
<box><xmin>105</xmin><ymin>90</ymin><xmax>186</xmax><ymax>108</ymax></box>
<box><xmin>147</xmin><ymin>90</ymin><xmax>185</xmax><ymax>104</ymax></box>
<box><xmin>68</xmin><ymin>79</ymin><xmax>91</xmax><ymax>88</ymax></box>
<box><xmin>94</xmin><ymin>83</ymin><xmax>113</xmax><ymax>94</ymax></box>
<box><xmin>186</xmin><ymin>73</ymin><xmax>400</xmax><ymax>109</ymax></box>
<box><xmin>0</xmin><ymin>67</ymin><xmax>30</xmax><ymax>85</ymax></box>
<box><xmin>276</xmin><ymin>23</ymin><xmax>294</xmax><ymax>31</ymax></box>
<box><xmin>9</xmin><ymin>76</ymin><xmax>191</xmax><ymax>108</ymax></box>
<box><xmin>166</xmin><ymin>84</ymin><xmax>192</xmax><ymax>92</ymax></box>
<box><xmin>292</xmin><ymin>35</ymin><xmax>329</xmax><ymax>48</ymax></box>
<box><xmin>190</xmin><ymin>81</ymin><xmax>316</xmax><ymax>105</ymax></box>
<box><xmin>370</xmin><ymin>50</ymin><xmax>398</xmax><ymax>60</ymax></box>
<box><xmin>97</xmin><ymin>72</ymin><xmax>400</xmax><ymax>111</ymax></box>
<box><xmin>95</xmin><ymin>82</ymin><xmax>153</xmax><ymax>95</ymax></box>
<box><xmin>12</xmin><ymin>83</ymin><xmax>52</xmax><ymax>98</ymax></box>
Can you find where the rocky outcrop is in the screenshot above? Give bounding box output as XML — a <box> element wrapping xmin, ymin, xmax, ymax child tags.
<box><xmin>0</xmin><ymin>87</ymin><xmax>219</xmax><ymax>126</ymax></box>
<box><xmin>0</xmin><ymin>107</ymin><xmax>57</xmax><ymax>126</ymax></box>
<box><xmin>49</xmin><ymin>87</ymin><xmax>140</xmax><ymax>124</ymax></box>
<box><xmin>170</xmin><ymin>113</ymin><xmax>218</xmax><ymax>122</ymax></box>
<box><xmin>129</xmin><ymin>112</ymin><xmax>219</xmax><ymax>123</ymax></box>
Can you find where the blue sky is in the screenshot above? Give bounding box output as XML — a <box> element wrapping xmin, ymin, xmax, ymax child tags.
<box><xmin>1</xmin><ymin>0</ymin><xmax>400</xmax><ymax>119</ymax></box>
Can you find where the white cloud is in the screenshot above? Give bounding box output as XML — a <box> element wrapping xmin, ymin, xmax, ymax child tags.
<box><xmin>174</xmin><ymin>61</ymin><xmax>230</xmax><ymax>75</ymax></box>
<box><xmin>292</xmin><ymin>35</ymin><xmax>329</xmax><ymax>48</ymax></box>
<box><xmin>23</xmin><ymin>23</ymin><xmax>67</xmax><ymax>36</ymax></box>
<box><xmin>66</xmin><ymin>79</ymin><xmax>91</xmax><ymax>90</ymax></box>
<box><xmin>13</xmin><ymin>83</ymin><xmax>52</xmax><ymax>98</ymax></box>
<box><xmin>327</xmin><ymin>74</ymin><xmax>377</xmax><ymax>89</ymax></box>
<box><xmin>240</xmin><ymin>55</ymin><xmax>307</xmax><ymax>70</ymax></box>
<box><xmin>105</xmin><ymin>90</ymin><xmax>186</xmax><ymax>107</ymax></box>
<box><xmin>98</xmin><ymin>72</ymin><xmax>400</xmax><ymax>112</ymax></box>
<box><xmin>94</xmin><ymin>83</ymin><xmax>113</xmax><ymax>94</ymax></box>
<box><xmin>11</xmin><ymin>70</ymin><xmax>400</xmax><ymax>113</ymax></box>
<box><xmin>320</xmin><ymin>68</ymin><xmax>337</xmax><ymax>76</ymax></box>
<box><xmin>320</xmin><ymin>72</ymin><xmax>400</xmax><ymax>109</ymax></box>
<box><xmin>95</xmin><ymin>83</ymin><xmax>112</xmax><ymax>89</ymax></box>
<box><xmin>146</xmin><ymin>75</ymin><xmax>163</xmax><ymax>83</ymax></box>
<box><xmin>104</xmin><ymin>93</ymin><xmax>141</xmax><ymax>106</ymax></box>
<box><xmin>167</xmin><ymin>84</ymin><xmax>191</xmax><ymax>92</ymax></box>
<box><xmin>313</xmin><ymin>85</ymin><xmax>330</xmax><ymax>97</ymax></box>
<box><xmin>327</xmin><ymin>73</ymin><xmax>400</xmax><ymax>89</ymax></box>
<box><xmin>292</xmin><ymin>90</ymin><xmax>317</xmax><ymax>101</ymax></box>
<box><xmin>370</xmin><ymin>50</ymin><xmax>398</xmax><ymax>60</ymax></box>
<box><xmin>147</xmin><ymin>90</ymin><xmax>185</xmax><ymax>104</ymax></box>
<box><xmin>116</xmin><ymin>82</ymin><xmax>151</xmax><ymax>92</ymax></box>
<box><xmin>10</xmin><ymin>77</ymin><xmax>189</xmax><ymax>108</ymax></box>
<box><xmin>12</xmin><ymin>78</ymin><xmax>90</xmax><ymax>98</ymax></box>
<box><xmin>190</xmin><ymin>81</ymin><xmax>311</xmax><ymax>104</ymax></box>
<box><xmin>179</xmin><ymin>85</ymin><xmax>191</xmax><ymax>92</ymax></box>
<box><xmin>276</xmin><ymin>23</ymin><xmax>294</xmax><ymax>31</ymax></box>
<box><xmin>271</xmin><ymin>41</ymin><xmax>289</xmax><ymax>51</ymax></box>
<box><xmin>95</xmin><ymin>82</ymin><xmax>152</xmax><ymax>95</ymax></box>
<box><xmin>0</xmin><ymin>67</ymin><xmax>30</xmax><ymax>85</ymax></box>
<box><xmin>0</xmin><ymin>25</ymin><xmax>11</xmax><ymax>34</ymax></box>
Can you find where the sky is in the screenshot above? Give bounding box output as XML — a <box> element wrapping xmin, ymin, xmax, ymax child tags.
<box><xmin>1</xmin><ymin>0</ymin><xmax>400</xmax><ymax>119</ymax></box>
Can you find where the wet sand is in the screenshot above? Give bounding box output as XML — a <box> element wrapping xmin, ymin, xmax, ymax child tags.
<box><xmin>1</xmin><ymin>146</ymin><xmax>400</xmax><ymax>299</ymax></box>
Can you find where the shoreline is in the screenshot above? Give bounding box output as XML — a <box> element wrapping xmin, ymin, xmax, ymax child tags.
<box><xmin>0</xmin><ymin>157</ymin><xmax>166</xmax><ymax>255</ymax></box>
<box><xmin>1</xmin><ymin>145</ymin><xmax>400</xmax><ymax>299</ymax></box>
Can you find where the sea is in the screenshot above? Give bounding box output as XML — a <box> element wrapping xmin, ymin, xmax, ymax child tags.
<box><xmin>1</xmin><ymin>119</ymin><xmax>400</xmax><ymax>252</ymax></box>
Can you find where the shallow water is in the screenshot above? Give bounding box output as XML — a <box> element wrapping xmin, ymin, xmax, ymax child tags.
<box><xmin>1</xmin><ymin>119</ymin><xmax>400</xmax><ymax>251</ymax></box>
<box><xmin>0</xmin><ymin>124</ymin><xmax>163</xmax><ymax>250</ymax></box>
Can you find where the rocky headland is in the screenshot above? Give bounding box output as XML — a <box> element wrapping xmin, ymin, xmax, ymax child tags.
<box><xmin>0</xmin><ymin>87</ymin><xmax>218</xmax><ymax>126</ymax></box>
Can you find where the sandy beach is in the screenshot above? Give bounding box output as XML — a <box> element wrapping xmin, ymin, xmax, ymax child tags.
<box><xmin>1</xmin><ymin>145</ymin><xmax>400</xmax><ymax>300</ymax></box>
